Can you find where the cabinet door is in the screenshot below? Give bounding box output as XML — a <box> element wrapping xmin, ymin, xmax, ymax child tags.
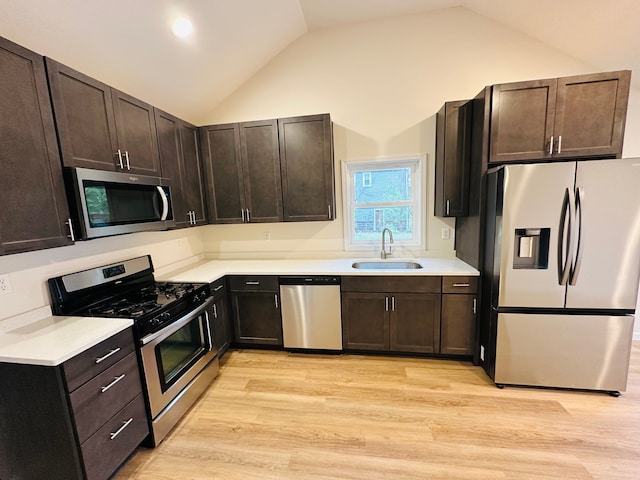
<box><xmin>199</xmin><ymin>123</ymin><xmax>245</xmax><ymax>223</ymax></box>
<box><xmin>179</xmin><ymin>122</ymin><xmax>207</xmax><ymax>225</ymax></box>
<box><xmin>489</xmin><ymin>79</ymin><xmax>557</xmax><ymax>164</ymax></box>
<box><xmin>341</xmin><ymin>292</ymin><xmax>389</xmax><ymax>351</ymax></box>
<box><xmin>155</xmin><ymin>109</ymin><xmax>189</xmax><ymax>226</ymax></box>
<box><xmin>212</xmin><ymin>293</ymin><xmax>233</xmax><ymax>355</ymax></box>
<box><xmin>553</xmin><ymin>71</ymin><xmax>630</xmax><ymax>159</ymax></box>
<box><xmin>239</xmin><ymin>119</ymin><xmax>283</xmax><ymax>223</ymax></box>
<box><xmin>46</xmin><ymin>58</ymin><xmax>119</xmax><ymax>171</ymax></box>
<box><xmin>232</xmin><ymin>292</ymin><xmax>282</xmax><ymax>346</ymax></box>
<box><xmin>112</xmin><ymin>89</ymin><xmax>161</xmax><ymax>176</ymax></box>
<box><xmin>279</xmin><ymin>114</ymin><xmax>335</xmax><ymax>221</ymax></box>
<box><xmin>435</xmin><ymin>101</ymin><xmax>471</xmax><ymax>217</ymax></box>
<box><xmin>389</xmin><ymin>293</ymin><xmax>440</xmax><ymax>353</ymax></box>
<box><xmin>441</xmin><ymin>294</ymin><xmax>477</xmax><ymax>356</ymax></box>
<box><xmin>0</xmin><ymin>39</ymin><xmax>73</xmax><ymax>255</ymax></box>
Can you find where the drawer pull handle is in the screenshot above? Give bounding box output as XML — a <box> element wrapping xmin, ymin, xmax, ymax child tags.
<box><xmin>452</xmin><ymin>283</ymin><xmax>470</xmax><ymax>287</ymax></box>
<box><xmin>100</xmin><ymin>374</ymin><xmax>126</xmax><ymax>393</ymax></box>
<box><xmin>245</xmin><ymin>281</ymin><xmax>260</xmax><ymax>285</ymax></box>
<box><xmin>109</xmin><ymin>418</ymin><xmax>133</xmax><ymax>440</ymax></box>
<box><xmin>95</xmin><ymin>347</ymin><xmax>121</xmax><ymax>364</ymax></box>
<box><xmin>213</xmin><ymin>285</ymin><xmax>224</xmax><ymax>292</ymax></box>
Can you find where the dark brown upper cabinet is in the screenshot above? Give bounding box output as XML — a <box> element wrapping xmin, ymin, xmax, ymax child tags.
<box><xmin>0</xmin><ymin>37</ymin><xmax>73</xmax><ymax>255</ymax></box>
<box><xmin>46</xmin><ymin>58</ymin><xmax>161</xmax><ymax>176</ymax></box>
<box><xmin>278</xmin><ymin>114</ymin><xmax>335</xmax><ymax>221</ymax></box>
<box><xmin>489</xmin><ymin>70</ymin><xmax>631</xmax><ymax>164</ymax></box>
<box><xmin>155</xmin><ymin>109</ymin><xmax>207</xmax><ymax>228</ymax></box>
<box><xmin>200</xmin><ymin>120</ymin><xmax>282</xmax><ymax>224</ymax></box>
<box><xmin>435</xmin><ymin>100</ymin><xmax>472</xmax><ymax>217</ymax></box>
<box><xmin>200</xmin><ymin>113</ymin><xmax>335</xmax><ymax>225</ymax></box>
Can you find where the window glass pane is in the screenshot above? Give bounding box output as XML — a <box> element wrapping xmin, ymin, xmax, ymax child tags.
<box><xmin>354</xmin><ymin>206</ymin><xmax>413</xmax><ymax>241</ymax></box>
<box><xmin>353</xmin><ymin>168</ymin><xmax>412</xmax><ymax>204</ymax></box>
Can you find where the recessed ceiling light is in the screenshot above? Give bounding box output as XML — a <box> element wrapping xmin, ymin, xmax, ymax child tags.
<box><xmin>172</xmin><ymin>17</ymin><xmax>193</xmax><ymax>38</ymax></box>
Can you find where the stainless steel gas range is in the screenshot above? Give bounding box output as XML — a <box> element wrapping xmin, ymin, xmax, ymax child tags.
<box><xmin>48</xmin><ymin>255</ymin><xmax>219</xmax><ymax>446</ymax></box>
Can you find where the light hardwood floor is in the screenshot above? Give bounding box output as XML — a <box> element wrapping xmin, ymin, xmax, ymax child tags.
<box><xmin>116</xmin><ymin>342</ymin><xmax>640</xmax><ymax>479</ymax></box>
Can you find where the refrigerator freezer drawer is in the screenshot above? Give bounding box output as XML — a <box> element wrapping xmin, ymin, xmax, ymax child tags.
<box><xmin>495</xmin><ymin>312</ymin><xmax>634</xmax><ymax>392</ymax></box>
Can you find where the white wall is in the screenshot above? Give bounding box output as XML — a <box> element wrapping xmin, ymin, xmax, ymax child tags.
<box><xmin>200</xmin><ymin>7</ymin><xmax>640</xmax><ymax>335</ymax></box>
<box><xmin>2</xmin><ymin>7</ymin><xmax>639</xmax><ymax>336</ymax></box>
<box><xmin>0</xmin><ymin>229</ymin><xmax>204</xmax><ymax>322</ymax></box>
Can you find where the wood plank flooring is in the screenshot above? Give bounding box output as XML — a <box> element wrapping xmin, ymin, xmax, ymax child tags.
<box><xmin>115</xmin><ymin>342</ymin><xmax>640</xmax><ymax>479</ymax></box>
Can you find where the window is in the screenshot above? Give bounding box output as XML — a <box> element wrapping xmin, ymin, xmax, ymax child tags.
<box><xmin>342</xmin><ymin>155</ymin><xmax>424</xmax><ymax>250</ymax></box>
<box><xmin>362</xmin><ymin>171</ymin><xmax>372</xmax><ymax>187</ymax></box>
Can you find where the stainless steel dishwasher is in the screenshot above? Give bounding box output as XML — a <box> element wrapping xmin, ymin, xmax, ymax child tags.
<box><xmin>279</xmin><ymin>276</ymin><xmax>343</xmax><ymax>351</ymax></box>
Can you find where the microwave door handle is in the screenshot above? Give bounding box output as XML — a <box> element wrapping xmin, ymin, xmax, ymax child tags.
<box><xmin>156</xmin><ymin>186</ymin><xmax>169</xmax><ymax>221</ymax></box>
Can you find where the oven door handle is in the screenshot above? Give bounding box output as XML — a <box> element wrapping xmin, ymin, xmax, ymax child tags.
<box><xmin>141</xmin><ymin>296</ymin><xmax>214</xmax><ymax>346</ymax></box>
<box><xmin>204</xmin><ymin>311</ymin><xmax>214</xmax><ymax>351</ymax></box>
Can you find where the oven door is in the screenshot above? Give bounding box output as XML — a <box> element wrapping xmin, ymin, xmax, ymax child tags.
<box><xmin>140</xmin><ymin>297</ymin><xmax>218</xmax><ymax>419</ymax></box>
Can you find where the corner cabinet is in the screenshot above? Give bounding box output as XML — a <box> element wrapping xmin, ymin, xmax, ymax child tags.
<box><xmin>199</xmin><ymin>120</ymin><xmax>282</xmax><ymax>223</ymax></box>
<box><xmin>155</xmin><ymin>108</ymin><xmax>207</xmax><ymax>227</ymax></box>
<box><xmin>200</xmin><ymin>113</ymin><xmax>335</xmax><ymax>225</ymax></box>
<box><xmin>0</xmin><ymin>37</ymin><xmax>73</xmax><ymax>255</ymax></box>
<box><xmin>341</xmin><ymin>276</ymin><xmax>441</xmax><ymax>353</ymax></box>
<box><xmin>229</xmin><ymin>276</ymin><xmax>283</xmax><ymax>346</ymax></box>
<box><xmin>0</xmin><ymin>328</ymin><xmax>148</xmax><ymax>480</ymax></box>
<box><xmin>46</xmin><ymin>58</ymin><xmax>161</xmax><ymax>176</ymax></box>
<box><xmin>489</xmin><ymin>70</ymin><xmax>631</xmax><ymax>164</ymax></box>
<box><xmin>435</xmin><ymin>100</ymin><xmax>472</xmax><ymax>217</ymax></box>
<box><xmin>279</xmin><ymin>114</ymin><xmax>335</xmax><ymax>221</ymax></box>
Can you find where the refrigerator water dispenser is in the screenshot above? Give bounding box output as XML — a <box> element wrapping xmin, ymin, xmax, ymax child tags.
<box><xmin>513</xmin><ymin>228</ymin><xmax>550</xmax><ymax>269</ymax></box>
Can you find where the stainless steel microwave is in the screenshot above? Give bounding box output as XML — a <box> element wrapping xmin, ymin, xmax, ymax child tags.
<box><xmin>65</xmin><ymin>167</ymin><xmax>174</xmax><ymax>240</ymax></box>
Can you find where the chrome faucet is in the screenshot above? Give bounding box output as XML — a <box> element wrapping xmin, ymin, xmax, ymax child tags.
<box><xmin>381</xmin><ymin>228</ymin><xmax>394</xmax><ymax>259</ymax></box>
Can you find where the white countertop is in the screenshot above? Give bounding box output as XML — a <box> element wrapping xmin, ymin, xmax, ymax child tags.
<box><xmin>0</xmin><ymin>308</ymin><xmax>133</xmax><ymax>366</ymax></box>
<box><xmin>158</xmin><ymin>257</ymin><xmax>479</xmax><ymax>284</ymax></box>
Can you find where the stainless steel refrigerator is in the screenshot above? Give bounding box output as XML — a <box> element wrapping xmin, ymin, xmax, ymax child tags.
<box><xmin>480</xmin><ymin>158</ymin><xmax>640</xmax><ymax>394</ymax></box>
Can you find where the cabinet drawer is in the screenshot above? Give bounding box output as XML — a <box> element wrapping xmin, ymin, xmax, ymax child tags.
<box><xmin>70</xmin><ymin>352</ymin><xmax>143</xmax><ymax>444</ymax></box>
<box><xmin>64</xmin><ymin>328</ymin><xmax>135</xmax><ymax>392</ymax></box>
<box><xmin>80</xmin><ymin>394</ymin><xmax>148</xmax><ymax>480</ymax></box>
<box><xmin>210</xmin><ymin>277</ymin><xmax>226</xmax><ymax>296</ymax></box>
<box><xmin>341</xmin><ymin>276</ymin><xmax>441</xmax><ymax>293</ymax></box>
<box><xmin>229</xmin><ymin>275</ymin><xmax>278</xmax><ymax>292</ymax></box>
<box><xmin>442</xmin><ymin>276</ymin><xmax>478</xmax><ymax>294</ymax></box>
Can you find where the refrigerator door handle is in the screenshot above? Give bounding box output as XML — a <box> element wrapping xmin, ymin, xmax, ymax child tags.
<box><xmin>569</xmin><ymin>187</ymin><xmax>584</xmax><ymax>286</ymax></box>
<box><xmin>557</xmin><ymin>187</ymin><xmax>574</xmax><ymax>285</ymax></box>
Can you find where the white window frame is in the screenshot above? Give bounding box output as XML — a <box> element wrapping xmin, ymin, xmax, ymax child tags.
<box><xmin>342</xmin><ymin>154</ymin><xmax>424</xmax><ymax>251</ymax></box>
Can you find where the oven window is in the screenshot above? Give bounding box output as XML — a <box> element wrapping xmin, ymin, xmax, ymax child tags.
<box><xmin>156</xmin><ymin>318</ymin><xmax>206</xmax><ymax>391</ymax></box>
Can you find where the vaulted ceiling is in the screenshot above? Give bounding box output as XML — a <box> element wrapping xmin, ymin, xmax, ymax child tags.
<box><xmin>1</xmin><ymin>0</ymin><xmax>638</xmax><ymax>124</ymax></box>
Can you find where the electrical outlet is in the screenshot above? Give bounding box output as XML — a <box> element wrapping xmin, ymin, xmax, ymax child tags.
<box><xmin>441</xmin><ymin>227</ymin><xmax>450</xmax><ymax>240</ymax></box>
<box><xmin>177</xmin><ymin>239</ymin><xmax>183</xmax><ymax>249</ymax></box>
<box><xmin>263</xmin><ymin>232</ymin><xmax>271</xmax><ymax>241</ymax></box>
<box><xmin>0</xmin><ymin>274</ymin><xmax>13</xmax><ymax>295</ymax></box>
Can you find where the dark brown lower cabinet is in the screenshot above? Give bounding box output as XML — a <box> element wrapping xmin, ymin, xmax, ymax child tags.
<box><xmin>0</xmin><ymin>328</ymin><xmax>148</xmax><ymax>480</ymax></box>
<box><xmin>341</xmin><ymin>293</ymin><xmax>389</xmax><ymax>350</ymax></box>
<box><xmin>440</xmin><ymin>294</ymin><xmax>477</xmax><ymax>356</ymax></box>
<box><xmin>229</xmin><ymin>276</ymin><xmax>282</xmax><ymax>346</ymax></box>
<box><xmin>390</xmin><ymin>294</ymin><xmax>441</xmax><ymax>353</ymax></box>
<box><xmin>341</xmin><ymin>291</ymin><xmax>439</xmax><ymax>354</ymax></box>
<box><xmin>210</xmin><ymin>280</ymin><xmax>233</xmax><ymax>356</ymax></box>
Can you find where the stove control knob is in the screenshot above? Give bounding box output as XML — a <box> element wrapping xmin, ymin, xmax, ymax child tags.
<box><xmin>159</xmin><ymin>312</ymin><xmax>171</xmax><ymax>322</ymax></box>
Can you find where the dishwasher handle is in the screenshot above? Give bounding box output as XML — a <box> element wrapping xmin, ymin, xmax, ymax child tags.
<box><xmin>278</xmin><ymin>276</ymin><xmax>341</xmax><ymax>286</ymax></box>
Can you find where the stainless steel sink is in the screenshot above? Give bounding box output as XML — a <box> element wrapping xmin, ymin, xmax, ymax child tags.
<box><xmin>351</xmin><ymin>261</ymin><xmax>423</xmax><ymax>270</ymax></box>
